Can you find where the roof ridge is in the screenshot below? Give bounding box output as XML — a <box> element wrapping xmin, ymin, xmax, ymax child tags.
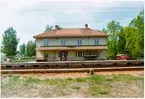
<box><xmin>33</xmin><ymin>28</ymin><xmax>109</xmax><ymax>38</ymax></box>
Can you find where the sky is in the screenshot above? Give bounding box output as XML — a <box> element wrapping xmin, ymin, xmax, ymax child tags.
<box><xmin>0</xmin><ymin>0</ymin><xmax>144</xmax><ymax>48</ymax></box>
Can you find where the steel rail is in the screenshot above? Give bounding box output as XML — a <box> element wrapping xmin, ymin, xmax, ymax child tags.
<box><xmin>1</xmin><ymin>66</ymin><xmax>143</xmax><ymax>74</ymax></box>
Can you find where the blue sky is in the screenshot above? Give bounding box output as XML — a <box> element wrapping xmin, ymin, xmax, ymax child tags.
<box><xmin>0</xmin><ymin>0</ymin><xmax>144</xmax><ymax>48</ymax></box>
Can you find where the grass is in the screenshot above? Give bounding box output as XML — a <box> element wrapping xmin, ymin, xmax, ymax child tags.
<box><xmin>1</xmin><ymin>74</ymin><xmax>143</xmax><ymax>98</ymax></box>
<box><xmin>4</xmin><ymin>74</ymin><xmax>142</xmax><ymax>86</ymax></box>
<box><xmin>71</xmin><ymin>86</ymin><xmax>81</xmax><ymax>90</ymax></box>
<box><xmin>10</xmin><ymin>59</ymin><xmax>35</xmax><ymax>63</ymax></box>
<box><xmin>25</xmin><ymin>77</ymin><xmax>42</xmax><ymax>83</ymax></box>
<box><xmin>74</xmin><ymin>77</ymin><xmax>87</xmax><ymax>82</ymax></box>
<box><xmin>89</xmin><ymin>85</ymin><xmax>109</xmax><ymax>96</ymax></box>
<box><xmin>111</xmin><ymin>74</ymin><xmax>142</xmax><ymax>81</ymax></box>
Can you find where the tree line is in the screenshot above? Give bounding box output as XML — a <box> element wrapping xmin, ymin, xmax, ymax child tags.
<box><xmin>1</xmin><ymin>27</ymin><xmax>36</xmax><ymax>57</ymax></box>
<box><xmin>1</xmin><ymin>25</ymin><xmax>62</xmax><ymax>57</ymax></box>
<box><xmin>19</xmin><ymin>41</ymin><xmax>36</xmax><ymax>57</ymax></box>
<box><xmin>102</xmin><ymin>10</ymin><xmax>144</xmax><ymax>59</ymax></box>
<box><xmin>1</xmin><ymin>10</ymin><xmax>143</xmax><ymax>59</ymax></box>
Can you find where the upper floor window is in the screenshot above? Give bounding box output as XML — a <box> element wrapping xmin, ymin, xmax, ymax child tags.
<box><xmin>44</xmin><ymin>39</ymin><xmax>48</xmax><ymax>46</ymax></box>
<box><xmin>77</xmin><ymin>39</ymin><xmax>82</xmax><ymax>45</ymax></box>
<box><xmin>61</xmin><ymin>39</ymin><xmax>66</xmax><ymax>46</ymax></box>
<box><xmin>94</xmin><ymin>39</ymin><xmax>99</xmax><ymax>45</ymax></box>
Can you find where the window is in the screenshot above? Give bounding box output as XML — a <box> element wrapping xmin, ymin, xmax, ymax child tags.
<box><xmin>61</xmin><ymin>39</ymin><xmax>66</xmax><ymax>46</ymax></box>
<box><xmin>94</xmin><ymin>39</ymin><xmax>99</xmax><ymax>45</ymax></box>
<box><xmin>78</xmin><ymin>51</ymin><xmax>83</xmax><ymax>57</ymax></box>
<box><xmin>76</xmin><ymin>51</ymin><xmax>83</xmax><ymax>57</ymax></box>
<box><xmin>97</xmin><ymin>52</ymin><xmax>99</xmax><ymax>57</ymax></box>
<box><xmin>44</xmin><ymin>39</ymin><xmax>48</xmax><ymax>46</ymax></box>
<box><xmin>77</xmin><ymin>39</ymin><xmax>82</xmax><ymax>45</ymax></box>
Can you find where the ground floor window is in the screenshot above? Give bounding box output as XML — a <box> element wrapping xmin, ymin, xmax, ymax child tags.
<box><xmin>76</xmin><ymin>51</ymin><xmax>83</xmax><ymax>57</ymax></box>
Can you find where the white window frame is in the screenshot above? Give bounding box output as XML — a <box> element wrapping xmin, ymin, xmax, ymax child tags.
<box><xmin>94</xmin><ymin>38</ymin><xmax>99</xmax><ymax>45</ymax></box>
<box><xmin>61</xmin><ymin>39</ymin><xmax>66</xmax><ymax>46</ymax></box>
<box><xmin>44</xmin><ymin>39</ymin><xmax>48</xmax><ymax>46</ymax></box>
<box><xmin>76</xmin><ymin>51</ymin><xmax>83</xmax><ymax>57</ymax></box>
<box><xmin>77</xmin><ymin>39</ymin><xmax>82</xmax><ymax>45</ymax></box>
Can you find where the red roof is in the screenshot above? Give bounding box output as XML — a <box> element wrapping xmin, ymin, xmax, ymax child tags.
<box><xmin>33</xmin><ymin>28</ymin><xmax>109</xmax><ymax>38</ymax></box>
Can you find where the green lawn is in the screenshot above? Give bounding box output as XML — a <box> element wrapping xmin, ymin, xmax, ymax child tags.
<box><xmin>10</xmin><ymin>59</ymin><xmax>35</xmax><ymax>63</ymax></box>
<box><xmin>1</xmin><ymin>74</ymin><xmax>144</xmax><ymax>98</ymax></box>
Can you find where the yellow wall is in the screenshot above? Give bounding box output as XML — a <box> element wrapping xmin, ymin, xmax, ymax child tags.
<box><xmin>36</xmin><ymin>50</ymin><xmax>107</xmax><ymax>61</ymax></box>
<box><xmin>36</xmin><ymin>50</ymin><xmax>44</xmax><ymax>60</ymax></box>
<box><xmin>68</xmin><ymin>51</ymin><xmax>76</xmax><ymax>60</ymax></box>
<box><xmin>98</xmin><ymin>50</ymin><xmax>107</xmax><ymax>60</ymax></box>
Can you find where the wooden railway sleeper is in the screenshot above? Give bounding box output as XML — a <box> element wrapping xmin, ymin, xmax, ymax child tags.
<box><xmin>33</xmin><ymin>65</ymin><xmax>39</xmax><ymax>67</ymax></box>
<box><xmin>127</xmin><ymin>62</ymin><xmax>133</xmax><ymax>65</ymax></box>
<box><xmin>66</xmin><ymin>64</ymin><xmax>69</xmax><ymax>68</ymax></box>
<box><xmin>6</xmin><ymin>65</ymin><xmax>12</xmax><ymax>68</ymax></box>
<box><xmin>45</xmin><ymin>65</ymin><xmax>49</xmax><ymax>67</ymax></box>
<box><xmin>82</xmin><ymin>64</ymin><xmax>85</xmax><ymax>68</ymax></box>
<box><xmin>113</xmin><ymin>63</ymin><xmax>118</xmax><ymax>66</ymax></box>
<box><xmin>20</xmin><ymin>65</ymin><xmax>25</xmax><ymax>68</ymax></box>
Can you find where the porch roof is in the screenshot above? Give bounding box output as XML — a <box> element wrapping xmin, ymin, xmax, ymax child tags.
<box><xmin>37</xmin><ymin>46</ymin><xmax>108</xmax><ymax>51</ymax></box>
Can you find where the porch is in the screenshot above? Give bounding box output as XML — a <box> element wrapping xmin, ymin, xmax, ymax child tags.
<box><xmin>36</xmin><ymin>50</ymin><xmax>107</xmax><ymax>61</ymax></box>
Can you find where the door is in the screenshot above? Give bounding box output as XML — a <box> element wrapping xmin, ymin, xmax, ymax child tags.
<box><xmin>59</xmin><ymin>51</ymin><xmax>68</xmax><ymax>61</ymax></box>
<box><xmin>44</xmin><ymin>52</ymin><xmax>48</xmax><ymax>61</ymax></box>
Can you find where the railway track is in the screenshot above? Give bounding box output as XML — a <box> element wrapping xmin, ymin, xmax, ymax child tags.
<box><xmin>1</xmin><ymin>66</ymin><xmax>143</xmax><ymax>74</ymax></box>
<box><xmin>1</xmin><ymin>60</ymin><xmax>144</xmax><ymax>70</ymax></box>
<box><xmin>1</xmin><ymin>60</ymin><xmax>143</xmax><ymax>74</ymax></box>
<box><xmin>1</xmin><ymin>65</ymin><xmax>143</xmax><ymax>70</ymax></box>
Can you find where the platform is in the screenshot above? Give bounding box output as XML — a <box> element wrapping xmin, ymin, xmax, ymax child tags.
<box><xmin>1</xmin><ymin>60</ymin><xmax>144</xmax><ymax>70</ymax></box>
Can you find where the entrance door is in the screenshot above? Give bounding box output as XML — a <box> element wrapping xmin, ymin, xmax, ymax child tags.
<box><xmin>59</xmin><ymin>51</ymin><xmax>68</xmax><ymax>61</ymax></box>
<box><xmin>44</xmin><ymin>52</ymin><xmax>48</xmax><ymax>61</ymax></box>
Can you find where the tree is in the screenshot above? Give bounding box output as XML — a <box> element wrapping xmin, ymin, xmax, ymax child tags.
<box><xmin>44</xmin><ymin>24</ymin><xmax>62</xmax><ymax>32</ymax></box>
<box><xmin>117</xmin><ymin>26</ymin><xmax>126</xmax><ymax>54</ymax></box>
<box><xmin>19</xmin><ymin>43</ymin><xmax>25</xmax><ymax>55</ymax></box>
<box><xmin>44</xmin><ymin>25</ymin><xmax>53</xmax><ymax>32</ymax></box>
<box><xmin>2</xmin><ymin>27</ymin><xmax>19</xmax><ymax>56</ymax></box>
<box><xmin>104</xmin><ymin>10</ymin><xmax>144</xmax><ymax>59</ymax></box>
<box><xmin>124</xmin><ymin>10</ymin><xmax>144</xmax><ymax>58</ymax></box>
<box><xmin>57</xmin><ymin>26</ymin><xmax>63</xmax><ymax>30</ymax></box>
<box><xmin>102</xmin><ymin>28</ymin><xmax>107</xmax><ymax>33</ymax></box>
<box><xmin>25</xmin><ymin>40</ymin><xmax>36</xmax><ymax>57</ymax></box>
<box><xmin>107</xmin><ymin>20</ymin><xmax>121</xmax><ymax>59</ymax></box>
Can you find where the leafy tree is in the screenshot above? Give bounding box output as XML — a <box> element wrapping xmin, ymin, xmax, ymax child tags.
<box><xmin>44</xmin><ymin>25</ymin><xmax>62</xmax><ymax>32</ymax></box>
<box><xmin>1</xmin><ymin>45</ymin><xmax>4</xmax><ymax>52</ymax></box>
<box><xmin>107</xmin><ymin>20</ymin><xmax>121</xmax><ymax>59</ymax></box>
<box><xmin>117</xmin><ymin>26</ymin><xmax>126</xmax><ymax>54</ymax></box>
<box><xmin>104</xmin><ymin>10</ymin><xmax>144</xmax><ymax>59</ymax></box>
<box><xmin>125</xmin><ymin>10</ymin><xmax>144</xmax><ymax>58</ymax></box>
<box><xmin>57</xmin><ymin>26</ymin><xmax>63</xmax><ymax>30</ymax></box>
<box><xmin>19</xmin><ymin>43</ymin><xmax>25</xmax><ymax>55</ymax></box>
<box><xmin>25</xmin><ymin>40</ymin><xmax>36</xmax><ymax>57</ymax></box>
<box><xmin>102</xmin><ymin>28</ymin><xmax>107</xmax><ymax>33</ymax></box>
<box><xmin>44</xmin><ymin>25</ymin><xmax>53</xmax><ymax>32</ymax></box>
<box><xmin>124</xmin><ymin>26</ymin><xmax>137</xmax><ymax>57</ymax></box>
<box><xmin>2</xmin><ymin>27</ymin><xmax>19</xmax><ymax>56</ymax></box>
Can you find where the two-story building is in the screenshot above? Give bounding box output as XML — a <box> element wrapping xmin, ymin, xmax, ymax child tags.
<box><xmin>33</xmin><ymin>24</ymin><xmax>108</xmax><ymax>61</ymax></box>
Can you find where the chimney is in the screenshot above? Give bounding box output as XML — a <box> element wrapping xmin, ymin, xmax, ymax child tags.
<box><xmin>85</xmin><ymin>24</ymin><xmax>88</xmax><ymax>29</ymax></box>
<box><xmin>55</xmin><ymin>25</ymin><xmax>59</xmax><ymax>30</ymax></box>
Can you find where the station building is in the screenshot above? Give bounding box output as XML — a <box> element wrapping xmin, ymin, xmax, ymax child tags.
<box><xmin>33</xmin><ymin>24</ymin><xmax>108</xmax><ymax>61</ymax></box>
